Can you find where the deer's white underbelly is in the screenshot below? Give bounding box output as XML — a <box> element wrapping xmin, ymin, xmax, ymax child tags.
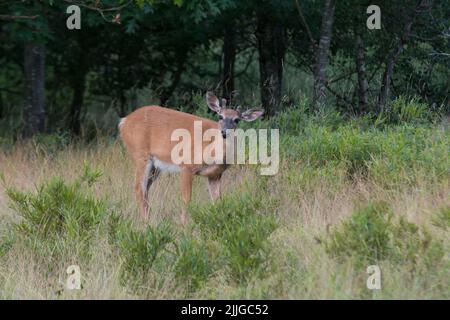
<box><xmin>154</xmin><ymin>157</ymin><xmax>181</xmax><ymax>173</ymax></box>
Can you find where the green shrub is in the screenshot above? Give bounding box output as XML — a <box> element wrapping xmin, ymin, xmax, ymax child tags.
<box><xmin>282</xmin><ymin>125</ymin><xmax>382</xmax><ymax>177</ymax></box>
<box><xmin>5</xmin><ymin>165</ymin><xmax>107</xmax><ymax>260</ymax></box>
<box><xmin>191</xmin><ymin>190</ymin><xmax>278</xmax><ymax>283</ymax></box>
<box><xmin>326</xmin><ymin>202</ymin><xmax>393</xmax><ymax>265</ymax></box>
<box><xmin>326</xmin><ymin>201</ymin><xmax>445</xmax><ymax>269</ymax></box>
<box><xmin>390</xmin><ymin>218</ymin><xmax>444</xmax><ymax>270</ymax></box>
<box><xmin>367</xmin><ymin>125</ymin><xmax>449</xmax><ymax>188</ymax></box>
<box><xmin>433</xmin><ymin>206</ymin><xmax>450</xmax><ymax>229</ymax></box>
<box><xmin>254</xmin><ymin>103</ymin><xmax>344</xmax><ymax>134</ymax></box>
<box><xmin>0</xmin><ymin>230</ymin><xmax>14</xmax><ymax>258</ymax></box>
<box><xmin>117</xmin><ymin>220</ymin><xmax>174</xmax><ymax>284</ymax></box>
<box><xmin>32</xmin><ymin>132</ymin><xmax>70</xmax><ymax>155</ymax></box>
<box><xmin>106</xmin><ymin>210</ymin><xmax>128</xmax><ymax>246</ymax></box>
<box><xmin>281</xmin><ymin>122</ymin><xmax>449</xmax><ymax>188</ymax></box>
<box><xmin>382</xmin><ymin>96</ymin><xmax>431</xmax><ymax>125</ymax></box>
<box><xmin>174</xmin><ymin>237</ymin><xmax>216</xmax><ymax>291</ymax></box>
<box><xmin>261</xmin><ymin>104</ymin><xmax>309</xmax><ymax>134</ymax></box>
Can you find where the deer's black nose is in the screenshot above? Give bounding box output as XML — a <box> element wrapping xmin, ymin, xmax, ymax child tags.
<box><xmin>222</xmin><ymin>130</ymin><xmax>227</xmax><ymax>139</ymax></box>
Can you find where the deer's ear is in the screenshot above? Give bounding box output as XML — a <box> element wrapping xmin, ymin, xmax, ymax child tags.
<box><xmin>206</xmin><ymin>92</ymin><xmax>221</xmax><ymax>113</ymax></box>
<box><xmin>240</xmin><ymin>109</ymin><xmax>265</xmax><ymax>122</ymax></box>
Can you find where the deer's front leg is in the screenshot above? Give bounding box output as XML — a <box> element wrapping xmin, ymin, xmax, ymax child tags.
<box><xmin>180</xmin><ymin>169</ymin><xmax>193</xmax><ymax>224</ymax></box>
<box><xmin>208</xmin><ymin>175</ymin><xmax>222</xmax><ymax>202</ymax></box>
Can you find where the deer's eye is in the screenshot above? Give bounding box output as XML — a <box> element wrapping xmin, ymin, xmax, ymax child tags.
<box><xmin>218</xmin><ymin>115</ymin><xmax>224</xmax><ymax>120</ymax></box>
<box><xmin>234</xmin><ymin>118</ymin><xmax>240</xmax><ymax>124</ymax></box>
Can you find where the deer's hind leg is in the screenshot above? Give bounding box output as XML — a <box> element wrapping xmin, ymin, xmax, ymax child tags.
<box><xmin>134</xmin><ymin>156</ymin><xmax>159</xmax><ymax>220</ymax></box>
<box><xmin>143</xmin><ymin>158</ymin><xmax>160</xmax><ymax>209</ymax></box>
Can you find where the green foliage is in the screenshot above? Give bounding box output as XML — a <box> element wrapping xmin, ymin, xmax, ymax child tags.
<box><xmin>326</xmin><ymin>202</ymin><xmax>393</xmax><ymax>265</ymax></box>
<box><xmin>380</xmin><ymin>96</ymin><xmax>433</xmax><ymax>125</ymax></box>
<box><xmin>284</xmin><ymin>125</ymin><xmax>381</xmax><ymax>176</ymax></box>
<box><xmin>189</xmin><ymin>92</ymin><xmax>216</xmax><ymax>119</ymax></box>
<box><xmin>390</xmin><ymin>218</ymin><xmax>444</xmax><ymax>271</ymax></box>
<box><xmin>0</xmin><ymin>123</ymin><xmax>448</xmax><ymax>298</ymax></box>
<box><xmin>2</xmin><ymin>162</ymin><xmax>277</xmax><ymax>293</ymax></box>
<box><xmin>259</xmin><ymin>102</ymin><xmax>310</xmax><ymax>134</ymax></box>
<box><xmin>0</xmin><ymin>230</ymin><xmax>15</xmax><ymax>258</ymax></box>
<box><xmin>174</xmin><ymin>237</ymin><xmax>216</xmax><ymax>291</ymax></box>
<box><xmin>1</xmin><ymin>0</ymin><xmax>449</xmax><ymax>140</ymax></box>
<box><xmin>5</xmin><ymin>165</ymin><xmax>108</xmax><ymax>260</ymax></box>
<box><xmin>433</xmin><ymin>206</ymin><xmax>450</xmax><ymax>230</ymax></box>
<box><xmin>81</xmin><ymin>162</ymin><xmax>103</xmax><ymax>186</ymax></box>
<box><xmin>31</xmin><ymin>133</ymin><xmax>71</xmax><ymax>155</ymax></box>
<box><xmin>326</xmin><ymin>201</ymin><xmax>445</xmax><ymax>269</ymax></box>
<box><xmin>280</xmin><ymin>112</ymin><xmax>449</xmax><ymax>188</ymax></box>
<box><xmin>117</xmin><ymin>220</ymin><xmax>174</xmax><ymax>284</ymax></box>
<box><xmin>191</xmin><ymin>189</ymin><xmax>278</xmax><ymax>283</ymax></box>
<box><xmin>366</xmin><ymin>125</ymin><xmax>449</xmax><ymax>188</ymax></box>
<box><xmin>112</xmin><ymin>185</ymin><xmax>278</xmax><ymax>291</ymax></box>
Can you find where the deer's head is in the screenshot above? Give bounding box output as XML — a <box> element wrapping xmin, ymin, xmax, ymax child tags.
<box><xmin>206</xmin><ymin>92</ymin><xmax>264</xmax><ymax>138</ymax></box>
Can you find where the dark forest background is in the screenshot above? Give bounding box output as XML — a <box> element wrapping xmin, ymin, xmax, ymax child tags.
<box><xmin>0</xmin><ymin>1</ymin><xmax>449</xmax><ymax>300</ymax></box>
<box><xmin>0</xmin><ymin>0</ymin><xmax>449</xmax><ymax>139</ymax></box>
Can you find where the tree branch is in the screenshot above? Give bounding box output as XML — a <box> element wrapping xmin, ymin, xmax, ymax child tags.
<box><xmin>294</xmin><ymin>0</ymin><xmax>317</xmax><ymax>50</ymax></box>
<box><xmin>62</xmin><ymin>0</ymin><xmax>133</xmax><ymax>23</ymax></box>
<box><xmin>0</xmin><ymin>15</ymin><xmax>38</xmax><ymax>21</ymax></box>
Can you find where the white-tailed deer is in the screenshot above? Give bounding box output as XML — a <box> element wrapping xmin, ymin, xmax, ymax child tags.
<box><xmin>119</xmin><ymin>92</ymin><xmax>264</xmax><ymax>223</ymax></box>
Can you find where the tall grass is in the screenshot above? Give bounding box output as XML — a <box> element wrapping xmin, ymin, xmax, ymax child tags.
<box><xmin>0</xmin><ymin>101</ymin><xmax>448</xmax><ymax>299</ymax></box>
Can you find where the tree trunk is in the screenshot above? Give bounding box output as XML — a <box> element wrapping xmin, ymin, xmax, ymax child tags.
<box><xmin>0</xmin><ymin>91</ymin><xmax>3</xmax><ymax>119</ymax></box>
<box><xmin>69</xmin><ymin>73</ymin><xmax>86</xmax><ymax>135</ymax></box>
<box><xmin>160</xmin><ymin>52</ymin><xmax>186</xmax><ymax>106</ymax></box>
<box><xmin>222</xmin><ymin>24</ymin><xmax>236</xmax><ymax>102</ymax></box>
<box><xmin>256</xmin><ymin>12</ymin><xmax>285</xmax><ymax>116</ymax></box>
<box><xmin>355</xmin><ymin>30</ymin><xmax>369</xmax><ymax>113</ymax></box>
<box><xmin>68</xmin><ymin>43</ymin><xmax>87</xmax><ymax>136</ymax></box>
<box><xmin>23</xmin><ymin>42</ymin><xmax>46</xmax><ymax>137</ymax></box>
<box><xmin>313</xmin><ymin>0</ymin><xmax>336</xmax><ymax>109</ymax></box>
<box><xmin>378</xmin><ymin>39</ymin><xmax>409</xmax><ymax>112</ymax></box>
<box><xmin>378</xmin><ymin>0</ymin><xmax>434</xmax><ymax>112</ymax></box>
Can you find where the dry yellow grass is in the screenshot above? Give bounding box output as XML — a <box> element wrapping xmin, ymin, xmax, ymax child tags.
<box><xmin>0</xmin><ymin>139</ymin><xmax>448</xmax><ymax>299</ymax></box>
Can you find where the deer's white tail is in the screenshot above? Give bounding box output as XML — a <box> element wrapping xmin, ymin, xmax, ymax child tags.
<box><xmin>118</xmin><ymin>117</ymin><xmax>126</xmax><ymax>130</ymax></box>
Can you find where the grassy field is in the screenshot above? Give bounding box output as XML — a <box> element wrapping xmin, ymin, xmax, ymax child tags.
<box><xmin>0</xmin><ymin>105</ymin><xmax>449</xmax><ymax>299</ymax></box>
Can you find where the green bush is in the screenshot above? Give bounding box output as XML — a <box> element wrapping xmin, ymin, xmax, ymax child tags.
<box><xmin>191</xmin><ymin>190</ymin><xmax>278</xmax><ymax>283</ymax></box>
<box><xmin>0</xmin><ymin>230</ymin><xmax>14</xmax><ymax>258</ymax></box>
<box><xmin>174</xmin><ymin>237</ymin><xmax>216</xmax><ymax>291</ymax></box>
<box><xmin>281</xmin><ymin>121</ymin><xmax>449</xmax><ymax>188</ymax></box>
<box><xmin>282</xmin><ymin>125</ymin><xmax>383</xmax><ymax>178</ymax></box>
<box><xmin>117</xmin><ymin>220</ymin><xmax>174</xmax><ymax>284</ymax></box>
<box><xmin>390</xmin><ymin>218</ymin><xmax>444</xmax><ymax>270</ymax></box>
<box><xmin>382</xmin><ymin>96</ymin><xmax>431</xmax><ymax>125</ymax></box>
<box><xmin>5</xmin><ymin>165</ymin><xmax>107</xmax><ymax>260</ymax></box>
<box><xmin>32</xmin><ymin>132</ymin><xmax>70</xmax><ymax>155</ymax></box>
<box><xmin>326</xmin><ymin>202</ymin><xmax>393</xmax><ymax>265</ymax></box>
<box><xmin>260</xmin><ymin>103</ymin><xmax>310</xmax><ymax>134</ymax></box>
<box><xmin>433</xmin><ymin>206</ymin><xmax>450</xmax><ymax>230</ymax></box>
<box><xmin>326</xmin><ymin>201</ymin><xmax>445</xmax><ymax>269</ymax></box>
<box><xmin>367</xmin><ymin>125</ymin><xmax>449</xmax><ymax>188</ymax></box>
<box><xmin>253</xmin><ymin>102</ymin><xmax>345</xmax><ymax>134</ymax></box>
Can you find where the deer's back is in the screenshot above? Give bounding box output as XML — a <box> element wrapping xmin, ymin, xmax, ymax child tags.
<box><xmin>119</xmin><ymin>105</ymin><xmax>218</xmax><ymax>165</ymax></box>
